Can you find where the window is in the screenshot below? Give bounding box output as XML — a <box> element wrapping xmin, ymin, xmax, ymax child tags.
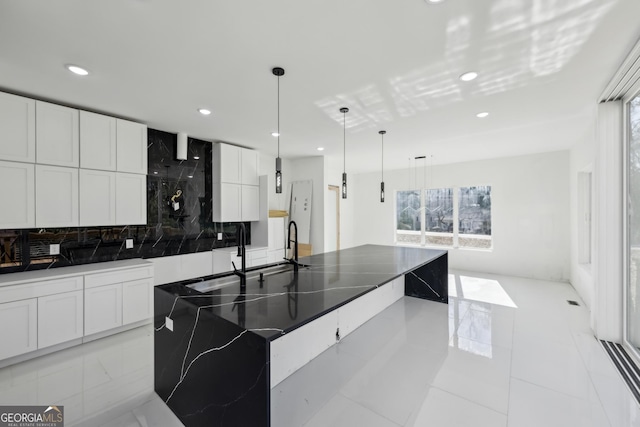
<box><xmin>395</xmin><ymin>185</ymin><xmax>492</xmax><ymax>249</ymax></box>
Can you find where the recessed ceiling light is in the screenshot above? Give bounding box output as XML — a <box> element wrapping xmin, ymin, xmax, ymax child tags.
<box><xmin>476</xmin><ymin>112</ymin><xmax>489</xmax><ymax>118</ymax></box>
<box><xmin>317</xmin><ymin>147</ymin><xmax>325</xmax><ymax>151</ymax></box>
<box><xmin>459</xmin><ymin>71</ymin><xmax>478</xmax><ymax>82</ymax></box>
<box><xmin>425</xmin><ymin>0</ymin><xmax>445</xmax><ymax>3</ymax></box>
<box><xmin>193</xmin><ymin>156</ymin><xmax>200</xmax><ymax>160</ymax></box>
<box><xmin>153</xmin><ymin>171</ymin><xmax>158</xmax><ymax>175</ymax></box>
<box><xmin>198</xmin><ymin>108</ymin><xmax>211</xmax><ymax>115</ymax></box>
<box><xmin>271</xmin><ymin>132</ymin><xmax>280</xmax><ymax>137</ymax></box>
<box><xmin>187</xmin><ymin>175</ymin><xmax>193</xmax><ymax>179</ymax></box>
<box><xmin>66</xmin><ymin>64</ymin><xmax>89</xmax><ymax>76</ymax></box>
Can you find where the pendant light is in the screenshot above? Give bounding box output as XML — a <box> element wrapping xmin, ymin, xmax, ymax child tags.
<box><xmin>273</xmin><ymin>67</ymin><xmax>285</xmax><ymax>193</ymax></box>
<box><xmin>340</xmin><ymin>107</ymin><xmax>349</xmax><ymax>199</ymax></box>
<box><xmin>379</xmin><ymin>130</ymin><xmax>386</xmax><ymax>202</ymax></box>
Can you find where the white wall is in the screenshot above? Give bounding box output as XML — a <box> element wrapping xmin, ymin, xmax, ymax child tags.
<box><xmin>352</xmin><ymin>151</ymin><xmax>571</xmax><ymax>282</ymax></box>
<box><xmin>569</xmin><ymin>122</ymin><xmax>596</xmax><ymax>312</ymax></box>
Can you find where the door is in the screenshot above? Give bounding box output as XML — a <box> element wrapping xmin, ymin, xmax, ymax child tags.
<box><xmin>38</xmin><ymin>290</ymin><xmax>83</xmax><ymax>348</ymax></box>
<box><xmin>35</xmin><ymin>164</ymin><xmax>79</xmax><ymax>227</ymax></box>
<box><xmin>122</xmin><ymin>278</ymin><xmax>153</xmax><ymax>325</ymax></box>
<box><xmin>80</xmin><ymin>111</ymin><xmax>117</xmax><ymax>171</ymax></box>
<box><xmin>0</xmin><ymin>91</ymin><xmax>35</xmax><ymax>163</ymax></box>
<box><xmin>80</xmin><ymin>169</ymin><xmax>116</xmax><ymax>226</ymax></box>
<box><xmin>0</xmin><ymin>161</ymin><xmax>35</xmax><ymax>228</ymax></box>
<box><xmin>116</xmin><ymin>119</ymin><xmax>148</xmax><ymax>174</ymax></box>
<box><xmin>0</xmin><ymin>298</ymin><xmax>37</xmax><ymax>359</ymax></box>
<box><xmin>116</xmin><ymin>172</ymin><xmax>147</xmax><ymax>225</ymax></box>
<box><xmin>85</xmin><ymin>283</ymin><xmax>123</xmax><ymax>335</ymax></box>
<box><xmin>35</xmin><ymin>101</ymin><xmax>79</xmax><ymax>167</ymax></box>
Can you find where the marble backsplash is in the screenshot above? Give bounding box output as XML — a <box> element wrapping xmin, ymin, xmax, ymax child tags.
<box><xmin>0</xmin><ymin>129</ymin><xmax>250</xmax><ymax>274</ymax></box>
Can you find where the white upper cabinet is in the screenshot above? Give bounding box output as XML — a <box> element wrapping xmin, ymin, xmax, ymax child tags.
<box><xmin>116</xmin><ymin>173</ymin><xmax>147</xmax><ymax>225</ymax></box>
<box><xmin>214</xmin><ymin>143</ymin><xmax>241</xmax><ymax>184</ymax></box>
<box><xmin>35</xmin><ymin>101</ymin><xmax>79</xmax><ymax>167</ymax></box>
<box><xmin>0</xmin><ymin>160</ymin><xmax>35</xmax><ymax>228</ymax></box>
<box><xmin>35</xmin><ymin>164</ymin><xmax>79</xmax><ymax>227</ymax></box>
<box><xmin>80</xmin><ymin>111</ymin><xmax>117</xmax><ymax>171</ymax></box>
<box><xmin>241</xmin><ymin>185</ymin><xmax>259</xmax><ymax>221</ymax></box>
<box><xmin>211</xmin><ymin>142</ymin><xmax>260</xmax><ymax>222</ymax></box>
<box><xmin>0</xmin><ymin>92</ymin><xmax>35</xmax><ymax>163</ymax></box>
<box><xmin>241</xmin><ymin>149</ymin><xmax>259</xmax><ymax>186</ymax></box>
<box><xmin>116</xmin><ymin>119</ymin><xmax>147</xmax><ymax>174</ymax></box>
<box><xmin>80</xmin><ymin>169</ymin><xmax>116</xmax><ymax>226</ymax></box>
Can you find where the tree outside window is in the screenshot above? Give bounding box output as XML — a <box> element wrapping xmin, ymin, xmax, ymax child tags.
<box><xmin>395</xmin><ymin>186</ymin><xmax>492</xmax><ymax>249</ymax></box>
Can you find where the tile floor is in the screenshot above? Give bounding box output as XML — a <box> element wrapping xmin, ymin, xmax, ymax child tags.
<box><xmin>1</xmin><ymin>270</ymin><xmax>639</xmax><ymax>426</ymax></box>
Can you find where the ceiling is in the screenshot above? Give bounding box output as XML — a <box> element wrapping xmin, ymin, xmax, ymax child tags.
<box><xmin>1</xmin><ymin>0</ymin><xmax>639</xmax><ymax>174</ymax></box>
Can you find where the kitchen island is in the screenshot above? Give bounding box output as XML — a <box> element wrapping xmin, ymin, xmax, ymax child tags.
<box><xmin>154</xmin><ymin>244</ymin><xmax>447</xmax><ymax>426</ymax></box>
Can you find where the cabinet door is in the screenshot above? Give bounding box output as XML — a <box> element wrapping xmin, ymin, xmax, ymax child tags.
<box><xmin>37</xmin><ymin>290</ymin><xmax>83</xmax><ymax>349</ymax></box>
<box><xmin>122</xmin><ymin>278</ymin><xmax>153</xmax><ymax>325</ymax></box>
<box><xmin>0</xmin><ymin>92</ymin><xmax>35</xmax><ymax>163</ymax></box>
<box><xmin>35</xmin><ymin>164</ymin><xmax>79</xmax><ymax>227</ymax></box>
<box><xmin>85</xmin><ymin>283</ymin><xmax>123</xmax><ymax>335</ymax></box>
<box><xmin>0</xmin><ymin>298</ymin><xmax>37</xmax><ymax>360</ymax></box>
<box><xmin>115</xmin><ymin>172</ymin><xmax>147</xmax><ymax>225</ymax></box>
<box><xmin>241</xmin><ymin>185</ymin><xmax>259</xmax><ymax>221</ymax></box>
<box><xmin>0</xmin><ymin>161</ymin><xmax>35</xmax><ymax>228</ymax></box>
<box><xmin>116</xmin><ymin>119</ymin><xmax>147</xmax><ymax>174</ymax></box>
<box><xmin>213</xmin><ymin>183</ymin><xmax>241</xmax><ymax>222</ymax></box>
<box><xmin>80</xmin><ymin>111</ymin><xmax>116</xmax><ymax>171</ymax></box>
<box><xmin>80</xmin><ymin>169</ymin><xmax>116</xmax><ymax>226</ymax></box>
<box><xmin>35</xmin><ymin>101</ymin><xmax>79</xmax><ymax>167</ymax></box>
<box><xmin>219</xmin><ymin>144</ymin><xmax>241</xmax><ymax>184</ymax></box>
<box><xmin>241</xmin><ymin>148</ymin><xmax>259</xmax><ymax>186</ymax></box>
<box><xmin>268</xmin><ymin>217</ymin><xmax>285</xmax><ymax>250</ymax></box>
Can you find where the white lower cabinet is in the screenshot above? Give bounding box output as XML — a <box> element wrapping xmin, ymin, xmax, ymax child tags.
<box><xmin>122</xmin><ymin>278</ymin><xmax>153</xmax><ymax>324</ymax></box>
<box><xmin>85</xmin><ymin>283</ymin><xmax>123</xmax><ymax>335</ymax></box>
<box><xmin>37</xmin><ymin>290</ymin><xmax>83</xmax><ymax>348</ymax></box>
<box><xmin>0</xmin><ymin>298</ymin><xmax>37</xmax><ymax>360</ymax></box>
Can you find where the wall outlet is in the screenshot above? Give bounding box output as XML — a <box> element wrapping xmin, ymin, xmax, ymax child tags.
<box><xmin>217</xmin><ymin>233</ymin><xmax>223</xmax><ymax>240</ymax></box>
<box><xmin>166</xmin><ymin>317</ymin><xmax>174</xmax><ymax>332</ymax></box>
<box><xmin>49</xmin><ymin>244</ymin><xmax>60</xmax><ymax>255</ymax></box>
<box><xmin>126</xmin><ymin>238</ymin><xmax>134</xmax><ymax>249</ymax></box>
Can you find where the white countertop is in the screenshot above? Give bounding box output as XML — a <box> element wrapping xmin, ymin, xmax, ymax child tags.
<box><xmin>0</xmin><ymin>259</ymin><xmax>153</xmax><ymax>288</ymax></box>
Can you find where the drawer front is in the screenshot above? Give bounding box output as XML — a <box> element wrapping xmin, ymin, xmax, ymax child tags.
<box><xmin>0</xmin><ymin>275</ymin><xmax>83</xmax><ymax>304</ymax></box>
<box><xmin>85</xmin><ymin>266</ymin><xmax>153</xmax><ymax>289</ymax></box>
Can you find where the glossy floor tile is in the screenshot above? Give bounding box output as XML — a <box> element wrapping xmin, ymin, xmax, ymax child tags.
<box><xmin>1</xmin><ymin>270</ymin><xmax>638</xmax><ymax>426</ymax></box>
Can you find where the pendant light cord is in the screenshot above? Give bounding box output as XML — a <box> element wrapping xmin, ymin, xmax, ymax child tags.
<box><xmin>343</xmin><ymin>111</ymin><xmax>346</xmax><ymax>173</ymax></box>
<box><xmin>381</xmin><ymin>133</ymin><xmax>384</xmax><ymax>181</ymax></box>
<box><xmin>277</xmin><ymin>75</ymin><xmax>280</xmax><ymax>158</ymax></box>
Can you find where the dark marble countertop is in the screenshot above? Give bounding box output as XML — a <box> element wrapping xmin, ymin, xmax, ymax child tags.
<box><xmin>156</xmin><ymin>244</ymin><xmax>447</xmax><ymax>340</ymax></box>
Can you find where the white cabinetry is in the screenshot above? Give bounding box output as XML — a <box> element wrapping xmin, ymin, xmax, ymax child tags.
<box><xmin>80</xmin><ymin>111</ymin><xmax>116</xmax><ymax>171</ymax></box>
<box><xmin>85</xmin><ymin>283</ymin><xmax>123</xmax><ymax>335</ymax></box>
<box><xmin>80</xmin><ymin>169</ymin><xmax>116</xmax><ymax>226</ymax></box>
<box><xmin>122</xmin><ymin>278</ymin><xmax>153</xmax><ymax>324</ymax></box>
<box><xmin>0</xmin><ymin>298</ymin><xmax>37</xmax><ymax>360</ymax></box>
<box><xmin>241</xmin><ymin>149</ymin><xmax>259</xmax><ymax>186</ymax></box>
<box><xmin>35</xmin><ymin>101</ymin><xmax>79</xmax><ymax>167</ymax></box>
<box><xmin>84</xmin><ymin>265</ymin><xmax>154</xmax><ymax>336</ymax></box>
<box><xmin>212</xmin><ymin>143</ymin><xmax>259</xmax><ymax>222</ymax></box>
<box><xmin>268</xmin><ymin>217</ymin><xmax>286</xmax><ymax>263</ymax></box>
<box><xmin>213</xmin><ymin>247</ymin><xmax>269</xmax><ymax>273</ymax></box>
<box><xmin>35</xmin><ymin>164</ymin><xmax>78</xmax><ymax>227</ymax></box>
<box><xmin>116</xmin><ymin>173</ymin><xmax>147</xmax><ymax>225</ymax></box>
<box><xmin>0</xmin><ymin>161</ymin><xmax>35</xmax><ymax>228</ymax></box>
<box><xmin>37</xmin><ymin>290</ymin><xmax>83</xmax><ymax>348</ymax></box>
<box><xmin>241</xmin><ymin>185</ymin><xmax>259</xmax><ymax>221</ymax></box>
<box><xmin>0</xmin><ymin>92</ymin><xmax>35</xmax><ymax>163</ymax></box>
<box><xmin>116</xmin><ymin>119</ymin><xmax>148</xmax><ymax>174</ymax></box>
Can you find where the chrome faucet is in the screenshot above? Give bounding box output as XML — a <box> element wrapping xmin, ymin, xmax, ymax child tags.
<box><xmin>232</xmin><ymin>223</ymin><xmax>247</xmax><ymax>290</ymax></box>
<box><xmin>287</xmin><ymin>220</ymin><xmax>299</xmax><ymax>273</ymax></box>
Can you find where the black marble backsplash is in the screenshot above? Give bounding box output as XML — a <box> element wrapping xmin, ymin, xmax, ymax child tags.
<box><xmin>0</xmin><ymin>129</ymin><xmax>250</xmax><ymax>274</ymax></box>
